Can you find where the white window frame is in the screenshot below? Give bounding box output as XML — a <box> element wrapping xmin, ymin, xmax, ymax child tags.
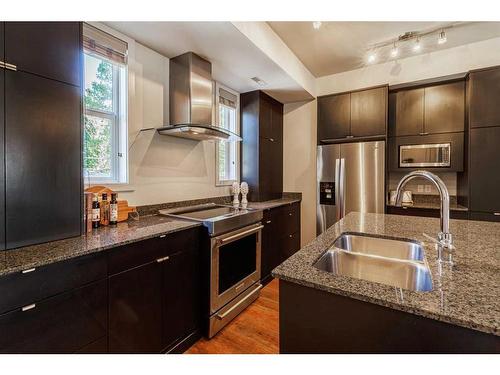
<box><xmin>83</xmin><ymin>53</ymin><xmax>128</xmax><ymax>185</ymax></box>
<box><xmin>215</xmin><ymin>83</ymin><xmax>240</xmax><ymax>187</ymax></box>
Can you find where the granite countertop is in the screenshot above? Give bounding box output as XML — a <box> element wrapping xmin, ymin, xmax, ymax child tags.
<box><xmin>272</xmin><ymin>212</ymin><xmax>500</xmax><ymax>336</ymax></box>
<box><xmin>0</xmin><ymin>215</ymin><xmax>201</xmax><ymax>277</ymax></box>
<box><xmin>0</xmin><ymin>195</ymin><xmax>301</xmax><ymax>277</ymax></box>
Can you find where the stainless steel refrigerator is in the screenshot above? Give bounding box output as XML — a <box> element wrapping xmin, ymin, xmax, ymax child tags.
<box><xmin>317</xmin><ymin>141</ymin><xmax>385</xmax><ymax>235</ymax></box>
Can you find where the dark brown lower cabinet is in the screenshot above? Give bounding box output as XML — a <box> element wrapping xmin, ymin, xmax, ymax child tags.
<box><xmin>261</xmin><ymin>202</ymin><xmax>301</xmax><ymax>284</ymax></box>
<box><xmin>386</xmin><ymin>206</ymin><xmax>469</xmax><ymax>220</ymax></box>
<box><xmin>0</xmin><ymin>279</ymin><xmax>107</xmax><ymax>354</ymax></box>
<box><xmin>469</xmin><ymin>212</ymin><xmax>500</xmax><ymax>223</ymax></box>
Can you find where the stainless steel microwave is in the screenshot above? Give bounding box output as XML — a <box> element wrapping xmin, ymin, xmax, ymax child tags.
<box><xmin>399</xmin><ymin>143</ymin><xmax>451</xmax><ymax>168</ymax></box>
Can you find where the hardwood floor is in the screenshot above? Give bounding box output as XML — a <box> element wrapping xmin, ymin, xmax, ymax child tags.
<box><xmin>185</xmin><ymin>279</ymin><xmax>279</xmax><ymax>354</ymax></box>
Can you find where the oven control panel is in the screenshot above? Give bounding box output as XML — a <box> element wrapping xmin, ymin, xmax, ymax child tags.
<box><xmin>319</xmin><ymin>182</ymin><xmax>335</xmax><ymax>205</ymax></box>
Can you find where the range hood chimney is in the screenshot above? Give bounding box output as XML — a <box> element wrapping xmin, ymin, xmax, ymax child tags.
<box><xmin>157</xmin><ymin>52</ymin><xmax>241</xmax><ymax>142</ymax></box>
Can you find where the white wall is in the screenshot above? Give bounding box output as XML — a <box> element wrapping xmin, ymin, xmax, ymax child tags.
<box><xmin>88</xmin><ymin>23</ymin><xmax>231</xmax><ymax>206</ymax></box>
<box><xmin>283</xmin><ymin>100</ymin><xmax>317</xmax><ymax>245</ymax></box>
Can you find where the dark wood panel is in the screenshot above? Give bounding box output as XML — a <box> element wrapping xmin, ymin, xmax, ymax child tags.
<box><xmin>261</xmin><ymin>208</ymin><xmax>283</xmax><ymax>283</ymax></box>
<box><xmin>5</xmin><ymin>22</ymin><xmax>81</xmax><ymax>86</ymax></box>
<box><xmin>108</xmin><ymin>261</ymin><xmax>163</xmax><ymax>353</ymax></box>
<box><xmin>317</xmin><ymin>93</ymin><xmax>351</xmax><ymax>141</ymax></box>
<box><xmin>386</xmin><ymin>206</ymin><xmax>468</xmax><ymax>220</ymax></box>
<box><xmin>5</xmin><ymin>71</ymin><xmax>81</xmax><ymax>249</ymax></box>
<box><xmin>470</xmin><ymin>67</ymin><xmax>500</xmax><ymax>128</ymax></box>
<box><xmin>75</xmin><ymin>336</ymin><xmax>108</xmax><ymax>354</ymax></box>
<box><xmin>0</xmin><ymin>252</ymin><xmax>106</xmax><ymax>315</ymax></box>
<box><xmin>350</xmin><ymin>86</ymin><xmax>387</xmax><ymax>137</ymax></box>
<box><xmin>280</xmin><ymin>280</ymin><xmax>500</xmax><ymax>353</ymax></box>
<box><xmin>469</xmin><ymin>211</ymin><xmax>500</xmax><ymax>223</ymax></box>
<box><xmin>162</xmin><ymin>248</ymin><xmax>200</xmax><ymax>350</ymax></box>
<box><xmin>0</xmin><ymin>22</ymin><xmax>4</xmax><ymax>251</ymax></box>
<box><xmin>469</xmin><ymin>127</ymin><xmax>500</xmax><ymax>213</ymax></box>
<box><xmin>424</xmin><ymin>81</ymin><xmax>465</xmax><ymax>134</ymax></box>
<box><xmin>0</xmin><ymin>280</ymin><xmax>107</xmax><ymax>354</ymax></box>
<box><xmin>395</xmin><ymin>88</ymin><xmax>424</xmax><ymax>136</ymax></box>
<box><xmin>388</xmin><ymin>92</ymin><xmax>397</xmax><ymax>137</ymax></box>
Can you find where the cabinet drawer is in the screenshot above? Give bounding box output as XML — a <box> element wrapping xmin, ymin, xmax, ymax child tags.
<box><xmin>0</xmin><ymin>279</ymin><xmax>107</xmax><ymax>353</ymax></box>
<box><xmin>0</xmin><ymin>252</ymin><xmax>106</xmax><ymax>315</ymax></box>
<box><xmin>108</xmin><ymin>228</ymin><xmax>200</xmax><ymax>275</ymax></box>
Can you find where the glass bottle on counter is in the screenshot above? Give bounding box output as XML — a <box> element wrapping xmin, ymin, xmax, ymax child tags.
<box><xmin>92</xmin><ymin>194</ymin><xmax>100</xmax><ymax>229</ymax></box>
<box><xmin>110</xmin><ymin>192</ymin><xmax>118</xmax><ymax>226</ymax></box>
<box><xmin>100</xmin><ymin>193</ymin><xmax>110</xmax><ymax>226</ymax></box>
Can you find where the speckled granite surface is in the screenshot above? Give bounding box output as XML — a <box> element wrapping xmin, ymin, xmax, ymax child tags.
<box><xmin>272</xmin><ymin>212</ymin><xmax>499</xmax><ymax>336</ymax></box>
<box><xmin>0</xmin><ymin>215</ymin><xmax>201</xmax><ymax>277</ymax></box>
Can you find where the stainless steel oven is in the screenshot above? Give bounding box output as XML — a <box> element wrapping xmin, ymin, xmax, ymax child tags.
<box><xmin>399</xmin><ymin>143</ymin><xmax>451</xmax><ymax>168</ymax></box>
<box><xmin>209</xmin><ymin>222</ymin><xmax>262</xmax><ymax>337</ymax></box>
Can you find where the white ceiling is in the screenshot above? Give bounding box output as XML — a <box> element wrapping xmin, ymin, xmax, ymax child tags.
<box><xmin>268</xmin><ymin>21</ymin><xmax>500</xmax><ymax>77</ymax></box>
<box><xmin>104</xmin><ymin>21</ymin><xmax>313</xmax><ymax>103</ymax></box>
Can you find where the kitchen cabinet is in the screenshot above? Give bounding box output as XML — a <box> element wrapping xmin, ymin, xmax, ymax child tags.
<box><xmin>108</xmin><ymin>228</ymin><xmax>201</xmax><ymax>353</ymax></box>
<box><xmin>4</xmin><ymin>22</ymin><xmax>81</xmax><ymax>86</ymax></box>
<box><xmin>5</xmin><ymin>71</ymin><xmax>81</xmax><ymax>249</ymax></box>
<box><xmin>317</xmin><ymin>93</ymin><xmax>351</xmax><ymax>141</ymax></box>
<box><xmin>241</xmin><ymin>90</ymin><xmax>283</xmax><ymax>201</ymax></box>
<box><xmin>0</xmin><ymin>22</ymin><xmax>4</xmax><ymax>251</ymax></box>
<box><xmin>261</xmin><ymin>202</ymin><xmax>301</xmax><ymax>284</ymax></box>
<box><xmin>469</xmin><ymin>66</ymin><xmax>500</xmax><ymax>128</ymax></box>
<box><xmin>469</xmin><ymin>127</ymin><xmax>500</xmax><ymax>214</ymax></box>
<box><xmin>317</xmin><ymin>86</ymin><xmax>387</xmax><ymax>144</ymax></box>
<box><xmin>0</xmin><ymin>279</ymin><xmax>107</xmax><ymax>354</ymax></box>
<box><xmin>386</xmin><ymin>206</ymin><xmax>468</xmax><ymax>220</ymax></box>
<box><xmin>391</xmin><ymin>81</ymin><xmax>465</xmax><ymax>136</ymax></box>
<box><xmin>350</xmin><ymin>87</ymin><xmax>387</xmax><ymax>137</ymax></box>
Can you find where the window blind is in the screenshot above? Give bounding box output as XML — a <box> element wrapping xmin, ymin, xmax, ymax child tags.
<box><xmin>219</xmin><ymin>87</ymin><xmax>238</xmax><ymax>109</ymax></box>
<box><xmin>83</xmin><ymin>23</ymin><xmax>128</xmax><ymax>65</ymax></box>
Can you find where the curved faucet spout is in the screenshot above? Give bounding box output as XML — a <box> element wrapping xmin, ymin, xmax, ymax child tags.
<box><xmin>395</xmin><ymin>170</ymin><xmax>452</xmax><ymax>255</ymax></box>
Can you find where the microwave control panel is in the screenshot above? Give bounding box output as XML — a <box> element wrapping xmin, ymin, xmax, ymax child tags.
<box><xmin>319</xmin><ymin>182</ymin><xmax>335</xmax><ymax>205</ymax></box>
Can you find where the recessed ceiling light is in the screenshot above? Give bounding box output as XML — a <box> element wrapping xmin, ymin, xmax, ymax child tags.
<box><xmin>367</xmin><ymin>53</ymin><xmax>377</xmax><ymax>63</ymax></box>
<box><xmin>413</xmin><ymin>38</ymin><xmax>421</xmax><ymax>52</ymax></box>
<box><xmin>438</xmin><ymin>30</ymin><xmax>447</xmax><ymax>45</ymax></box>
<box><xmin>312</xmin><ymin>21</ymin><xmax>322</xmax><ymax>30</ymax></box>
<box><xmin>390</xmin><ymin>43</ymin><xmax>399</xmax><ymax>58</ymax></box>
<box><xmin>251</xmin><ymin>76</ymin><xmax>267</xmax><ymax>86</ymax></box>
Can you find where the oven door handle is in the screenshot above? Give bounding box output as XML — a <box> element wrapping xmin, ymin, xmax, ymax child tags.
<box><xmin>217</xmin><ymin>225</ymin><xmax>264</xmax><ymax>246</ymax></box>
<box><xmin>216</xmin><ymin>284</ymin><xmax>263</xmax><ymax>320</ymax></box>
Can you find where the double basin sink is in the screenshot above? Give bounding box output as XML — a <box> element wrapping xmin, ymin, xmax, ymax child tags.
<box><xmin>313</xmin><ymin>233</ymin><xmax>433</xmax><ymax>291</ymax></box>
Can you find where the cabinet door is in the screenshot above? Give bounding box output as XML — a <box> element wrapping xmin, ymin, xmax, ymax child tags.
<box><xmin>5</xmin><ymin>22</ymin><xmax>81</xmax><ymax>86</ymax></box>
<box><xmin>162</xmin><ymin>249</ymin><xmax>200</xmax><ymax>350</ymax></box>
<box><xmin>259</xmin><ymin>138</ymin><xmax>282</xmax><ymax>201</ymax></box>
<box><xmin>317</xmin><ymin>93</ymin><xmax>351</xmax><ymax>141</ymax></box>
<box><xmin>424</xmin><ymin>81</ymin><xmax>465</xmax><ymax>134</ymax></box>
<box><xmin>395</xmin><ymin>88</ymin><xmax>424</xmax><ymax>136</ymax></box>
<box><xmin>281</xmin><ymin>232</ymin><xmax>300</xmax><ymax>263</ymax></box>
<box><xmin>0</xmin><ymin>280</ymin><xmax>107</xmax><ymax>354</ymax></box>
<box><xmin>350</xmin><ymin>87</ymin><xmax>387</xmax><ymax>137</ymax></box>
<box><xmin>261</xmin><ymin>209</ymin><xmax>280</xmax><ymax>282</ymax></box>
<box><xmin>470</xmin><ymin>67</ymin><xmax>500</xmax><ymax>128</ymax></box>
<box><xmin>0</xmin><ymin>22</ymin><xmax>4</xmax><ymax>251</ymax></box>
<box><xmin>108</xmin><ymin>262</ymin><xmax>163</xmax><ymax>353</ymax></box>
<box><xmin>5</xmin><ymin>71</ymin><xmax>81</xmax><ymax>249</ymax></box>
<box><xmin>469</xmin><ymin>127</ymin><xmax>500</xmax><ymax>213</ymax></box>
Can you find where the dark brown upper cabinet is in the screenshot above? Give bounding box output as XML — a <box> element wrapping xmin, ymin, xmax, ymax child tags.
<box><xmin>469</xmin><ymin>66</ymin><xmax>500</xmax><ymax>128</ymax></box>
<box><xmin>424</xmin><ymin>81</ymin><xmax>465</xmax><ymax>134</ymax></box>
<box><xmin>350</xmin><ymin>87</ymin><xmax>387</xmax><ymax>137</ymax></box>
<box><xmin>4</xmin><ymin>22</ymin><xmax>81</xmax><ymax>86</ymax></box>
<box><xmin>469</xmin><ymin>127</ymin><xmax>500</xmax><ymax>214</ymax></box>
<box><xmin>390</xmin><ymin>81</ymin><xmax>465</xmax><ymax>136</ymax></box>
<box><xmin>394</xmin><ymin>88</ymin><xmax>425</xmax><ymax>136</ymax></box>
<box><xmin>317</xmin><ymin>93</ymin><xmax>351</xmax><ymax>141</ymax></box>
<box><xmin>317</xmin><ymin>86</ymin><xmax>387</xmax><ymax>143</ymax></box>
<box><xmin>241</xmin><ymin>90</ymin><xmax>283</xmax><ymax>202</ymax></box>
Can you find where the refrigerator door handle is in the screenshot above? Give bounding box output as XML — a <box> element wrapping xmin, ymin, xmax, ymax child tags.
<box><xmin>335</xmin><ymin>158</ymin><xmax>340</xmax><ymax>220</ymax></box>
<box><xmin>339</xmin><ymin>158</ymin><xmax>346</xmax><ymax>219</ymax></box>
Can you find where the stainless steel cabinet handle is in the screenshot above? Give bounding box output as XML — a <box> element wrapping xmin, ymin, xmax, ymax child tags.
<box><xmin>419</xmin><ymin>132</ymin><xmax>429</xmax><ymax>136</ymax></box>
<box><xmin>346</xmin><ymin>135</ymin><xmax>354</xmax><ymax>138</ymax></box>
<box><xmin>265</xmin><ymin>220</ymin><xmax>272</xmax><ymax>224</ymax></box>
<box><xmin>4</xmin><ymin>62</ymin><xmax>17</xmax><ymax>71</ymax></box>
<box><xmin>216</xmin><ymin>284</ymin><xmax>263</xmax><ymax>320</ymax></box>
<box><xmin>159</xmin><ymin>234</ymin><xmax>166</xmax><ymax>238</ymax></box>
<box><xmin>22</xmin><ymin>268</ymin><xmax>36</xmax><ymax>274</ymax></box>
<box><xmin>22</xmin><ymin>304</ymin><xmax>36</xmax><ymax>312</ymax></box>
<box><xmin>493</xmin><ymin>212</ymin><xmax>500</xmax><ymax>216</ymax></box>
<box><xmin>156</xmin><ymin>256</ymin><xmax>170</xmax><ymax>263</ymax></box>
<box><xmin>269</xmin><ymin>138</ymin><xmax>275</xmax><ymax>142</ymax></box>
<box><xmin>218</xmin><ymin>225</ymin><xmax>264</xmax><ymax>245</ymax></box>
<box><xmin>0</xmin><ymin>61</ymin><xmax>5</xmax><ymax>69</ymax></box>
<box><xmin>289</xmin><ymin>234</ymin><xmax>293</xmax><ymax>238</ymax></box>
<box><xmin>289</xmin><ymin>213</ymin><xmax>292</xmax><ymax>216</ymax></box>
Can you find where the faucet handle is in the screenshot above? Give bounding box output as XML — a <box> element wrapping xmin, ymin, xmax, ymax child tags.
<box><xmin>423</xmin><ymin>232</ymin><xmax>454</xmax><ymax>264</ymax></box>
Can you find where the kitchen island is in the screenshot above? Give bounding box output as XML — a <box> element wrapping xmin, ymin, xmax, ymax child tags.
<box><xmin>272</xmin><ymin>212</ymin><xmax>500</xmax><ymax>353</ymax></box>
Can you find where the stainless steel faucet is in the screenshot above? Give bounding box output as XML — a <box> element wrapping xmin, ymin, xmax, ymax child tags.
<box><xmin>395</xmin><ymin>170</ymin><xmax>453</xmax><ymax>262</ymax></box>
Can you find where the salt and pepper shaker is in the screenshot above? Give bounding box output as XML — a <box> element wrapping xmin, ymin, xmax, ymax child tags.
<box><xmin>232</xmin><ymin>182</ymin><xmax>240</xmax><ymax>208</ymax></box>
<box><xmin>240</xmin><ymin>182</ymin><xmax>249</xmax><ymax>209</ymax></box>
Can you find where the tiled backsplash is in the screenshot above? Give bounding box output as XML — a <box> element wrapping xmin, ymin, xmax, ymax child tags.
<box><xmin>388</xmin><ymin>172</ymin><xmax>457</xmax><ymax>196</ymax></box>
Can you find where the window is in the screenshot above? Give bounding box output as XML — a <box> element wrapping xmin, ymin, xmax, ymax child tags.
<box><xmin>83</xmin><ymin>23</ymin><xmax>128</xmax><ymax>184</ymax></box>
<box><xmin>215</xmin><ymin>84</ymin><xmax>240</xmax><ymax>186</ymax></box>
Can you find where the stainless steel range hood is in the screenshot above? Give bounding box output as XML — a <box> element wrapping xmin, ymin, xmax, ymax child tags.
<box><xmin>157</xmin><ymin>52</ymin><xmax>241</xmax><ymax>142</ymax></box>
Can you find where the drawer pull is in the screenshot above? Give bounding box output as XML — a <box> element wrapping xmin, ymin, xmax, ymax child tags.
<box><xmin>419</xmin><ymin>132</ymin><xmax>429</xmax><ymax>136</ymax></box>
<box><xmin>289</xmin><ymin>213</ymin><xmax>292</xmax><ymax>216</ymax></box>
<box><xmin>494</xmin><ymin>213</ymin><xmax>500</xmax><ymax>216</ymax></box>
<box><xmin>156</xmin><ymin>256</ymin><xmax>170</xmax><ymax>263</ymax></box>
<box><xmin>289</xmin><ymin>234</ymin><xmax>293</xmax><ymax>238</ymax></box>
<box><xmin>22</xmin><ymin>268</ymin><xmax>36</xmax><ymax>274</ymax></box>
<box><xmin>266</xmin><ymin>220</ymin><xmax>272</xmax><ymax>224</ymax></box>
<box><xmin>22</xmin><ymin>304</ymin><xmax>36</xmax><ymax>312</ymax></box>
<box><xmin>159</xmin><ymin>234</ymin><xmax>166</xmax><ymax>238</ymax></box>
<box><xmin>4</xmin><ymin>62</ymin><xmax>17</xmax><ymax>71</ymax></box>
